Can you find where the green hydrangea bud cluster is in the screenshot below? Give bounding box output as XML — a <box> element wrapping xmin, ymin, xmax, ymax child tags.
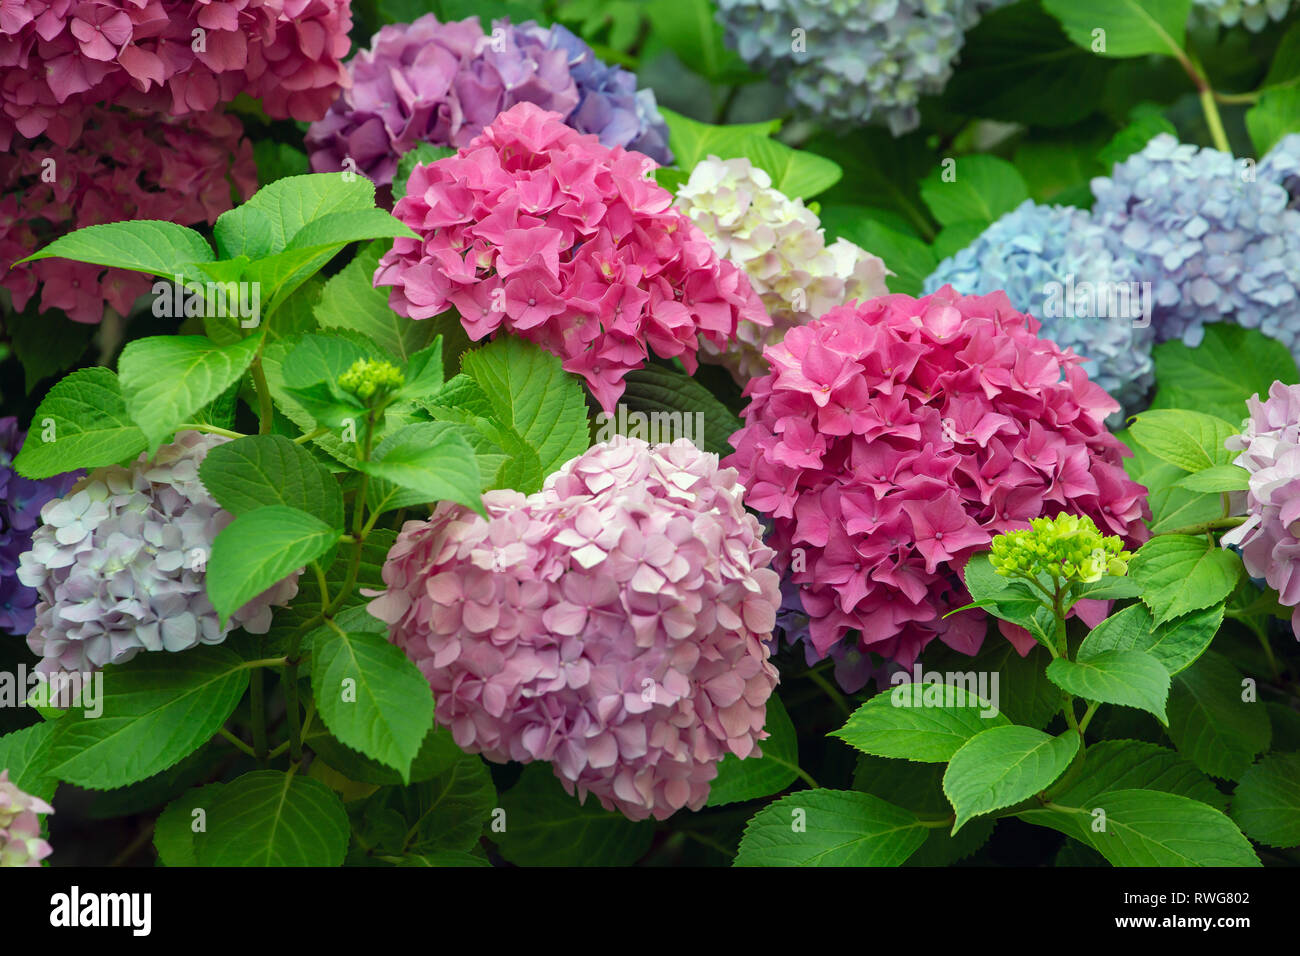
<box><xmin>339</xmin><ymin>358</ymin><xmax>405</xmax><ymax>403</ymax></box>
<box><xmin>989</xmin><ymin>513</ymin><xmax>1131</xmax><ymax>585</ymax></box>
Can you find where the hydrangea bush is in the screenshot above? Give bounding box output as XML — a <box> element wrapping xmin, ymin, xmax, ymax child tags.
<box><xmin>0</xmin><ymin>0</ymin><xmax>1297</xmax><ymax>876</ymax></box>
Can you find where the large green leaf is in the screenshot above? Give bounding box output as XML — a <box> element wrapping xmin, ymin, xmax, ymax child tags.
<box><xmin>616</xmin><ymin>364</ymin><xmax>741</xmax><ymax>457</ymax></box>
<box><xmin>1167</xmin><ymin>652</ymin><xmax>1270</xmax><ymax>780</ymax></box>
<box><xmin>830</xmin><ymin>683</ymin><xmax>1009</xmax><ymax>763</ymax></box>
<box><xmin>199</xmin><ymin>434</ymin><xmax>344</xmax><ymax>529</ymax></box>
<box><xmin>19</xmin><ymin>220</ymin><xmax>214</xmax><ymax>278</ymax></box>
<box><xmin>1019</xmin><ymin>788</ymin><xmax>1259</xmax><ymax>866</ymax></box>
<box><xmin>118</xmin><ymin>334</ymin><xmax>264</xmax><ymax>452</ymax></box>
<box><xmin>207</xmin><ymin>505</ymin><xmax>338</xmax><ymax>623</ymax></box>
<box><xmin>360</xmin><ymin>752</ymin><xmax>496</xmax><ymax>854</ymax></box>
<box><xmin>12</xmin><ymin>368</ymin><xmax>148</xmax><ymax>479</ymax></box>
<box><xmin>1051</xmin><ymin>739</ymin><xmax>1225</xmax><ymax>809</ymax></box>
<box><xmin>0</xmin><ymin>722</ymin><xmax>57</xmax><ymax>804</ymax></box>
<box><xmin>734</xmin><ymin>790</ymin><xmax>927</xmax><ymax>866</ymax></box>
<box><xmin>310</xmin><ymin>625</ymin><xmax>435</xmax><ymax>782</ymax></box>
<box><xmin>919</xmin><ymin>155</ymin><xmax>1029</xmax><ymax>228</ymax></box>
<box><xmin>196</xmin><ymin>771</ymin><xmax>349</xmax><ymax>866</ymax></box>
<box><xmin>1078</xmin><ymin>602</ymin><xmax>1223</xmax><ymax>676</ymax></box>
<box><xmin>1230</xmin><ymin>753</ymin><xmax>1300</xmax><ymax>848</ymax></box>
<box><xmin>494</xmin><ymin>763</ymin><xmax>655</xmax><ymax>866</ymax></box>
<box><xmin>1127</xmin><ymin>409</ymin><xmax>1239</xmax><ymax>473</ymax></box>
<box><xmin>214</xmin><ymin>174</ymin><xmax>377</xmax><ymax>258</ymax></box>
<box><xmin>46</xmin><ymin>646</ymin><xmax>249</xmax><ymax>790</ymax></box>
<box><xmin>707</xmin><ymin>693</ymin><xmax>800</xmax><ymax>806</ymax></box>
<box><xmin>1248</xmin><ymin>86</ymin><xmax>1300</xmax><ymax>156</ymax></box>
<box><xmin>1046</xmin><ymin>651</ymin><xmax>1170</xmax><ymax>724</ymax></box>
<box><xmin>658</xmin><ymin>108</ymin><xmax>781</xmax><ymax>173</ymax></box>
<box><xmin>1149</xmin><ymin>324</ymin><xmax>1299</xmax><ymax>421</ymax></box>
<box><xmin>1128</xmin><ymin>535</ymin><xmax>1242</xmax><ymax>625</ymax></box>
<box><xmin>943</xmin><ymin>726</ymin><xmax>1079</xmax><ymax>832</ymax></box>
<box><xmin>154</xmin><ymin>783</ymin><xmax>226</xmax><ymax>867</ymax></box>
<box><xmin>361</xmin><ymin>422</ymin><xmax>485</xmax><ymax>515</ymax></box>
<box><xmin>1041</xmin><ymin>0</ymin><xmax>1190</xmax><ymax>59</ymax></box>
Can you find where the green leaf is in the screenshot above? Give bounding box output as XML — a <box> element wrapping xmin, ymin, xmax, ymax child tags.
<box><xmin>1052</xmin><ymin>739</ymin><xmax>1225</xmax><ymax>810</ymax></box>
<box><xmin>616</xmin><ymin>364</ymin><xmax>740</xmax><ymax>457</ymax></box>
<box><xmin>154</xmin><ymin>783</ymin><xmax>226</xmax><ymax>867</ymax></box>
<box><xmin>1019</xmin><ymin>788</ymin><xmax>1259</xmax><ymax>866</ymax></box>
<box><xmin>306</xmin><ymin>725</ymin><xmax>463</xmax><ymax>787</ymax></box>
<box><xmin>286</xmin><ymin>208</ymin><xmax>417</xmax><ymax>252</ymax></box>
<box><xmin>207</xmin><ymin>505</ymin><xmax>338</xmax><ymax>623</ymax></box>
<box><xmin>216</xmin><ymin>173</ymin><xmax>377</xmax><ymax>258</ymax></box>
<box><xmin>1098</xmin><ymin>102</ymin><xmax>1178</xmax><ymax>168</ymax></box>
<box><xmin>1174</xmin><ymin>463</ymin><xmax>1250</xmax><ymax>493</ymax></box>
<box><xmin>924</xmin><ymin>638</ymin><xmax>1063</xmax><ymax>730</ymax></box>
<box><xmin>1248</xmin><ymin>86</ymin><xmax>1300</xmax><ymax>156</ymax></box>
<box><xmin>919</xmin><ymin>155</ymin><xmax>1029</xmax><ymax>228</ymax></box>
<box><xmin>118</xmin><ymin>334</ymin><xmax>264</xmax><ymax>452</ymax></box>
<box><xmin>460</xmin><ymin>336</ymin><xmax>591</xmax><ymax>477</ymax></box>
<box><xmin>196</xmin><ymin>770</ymin><xmax>349</xmax><ymax>866</ymax></box>
<box><xmin>707</xmin><ymin>693</ymin><xmax>800</xmax><ymax>806</ymax></box>
<box><xmin>734</xmin><ymin>790</ymin><xmax>927</xmax><ymax>866</ymax></box>
<box><xmin>658</xmin><ymin>107</ymin><xmax>781</xmax><ymax>173</ymax></box>
<box><xmin>4</xmin><ymin>308</ymin><xmax>96</xmax><ymax>393</ymax></box>
<box><xmin>830</xmin><ymin>683</ymin><xmax>1009</xmax><ymax>763</ymax></box>
<box><xmin>1230</xmin><ymin>753</ymin><xmax>1300</xmax><ymax>848</ymax></box>
<box><xmin>199</xmin><ymin>434</ymin><xmax>344</xmax><ymax>529</ymax></box>
<box><xmin>19</xmin><ymin>220</ymin><xmax>214</xmax><ymax>278</ymax></box>
<box><xmin>361</xmin><ymin>422</ymin><xmax>485</xmax><ymax>515</ymax></box>
<box><xmin>1078</xmin><ymin>602</ymin><xmax>1223</xmax><ymax>676</ymax></box>
<box><xmin>1041</xmin><ymin>0</ymin><xmax>1190</xmax><ymax>59</ymax></box>
<box><xmin>820</xmin><ymin>214</ymin><xmax>936</xmax><ymax>296</ymax></box>
<box><xmin>310</xmin><ymin>625</ymin><xmax>435</xmax><ymax>782</ymax></box>
<box><xmin>46</xmin><ymin>646</ymin><xmax>249</xmax><ymax>790</ymax></box>
<box><xmin>394</xmin><ymin>144</ymin><xmax>457</xmax><ymax>201</ymax></box>
<box><xmin>1167</xmin><ymin>652</ymin><xmax>1270</xmax><ymax>780</ymax></box>
<box><xmin>361</xmin><ymin>751</ymin><xmax>495</xmax><ymax>854</ymax></box>
<box><xmin>737</xmin><ymin>134</ymin><xmax>842</xmax><ymax>200</ymax></box>
<box><xmin>396</xmin><ymin>340</ymin><xmax>444</xmax><ymax>400</ymax></box>
<box><xmin>1129</xmin><ymin>534</ymin><xmax>1242</xmax><ymax>625</ymax></box>
<box><xmin>1127</xmin><ymin>409</ymin><xmax>1239</xmax><ymax>473</ymax></box>
<box><xmin>943</xmin><ymin>726</ymin><xmax>1079</xmax><ymax>832</ymax></box>
<box><xmin>1046</xmin><ymin>650</ymin><xmax>1170</xmax><ymax>724</ymax></box>
<box><xmin>1149</xmin><ymin>324</ymin><xmax>1299</xmax><ymax>422</ymax></box>
<box><xmin>494</xmin><ymin>763</ymin><xmax>655</xmax><ymax>866</ymax></box>
<box><xmin>12</xmin><ymin>367</ymin><xmax>148</xmax><ymax>479</ymax></box>
<box><xmin>0</xmin><ymin>722</ymin><xmax>57</xmax><ymax>804</ymax></box>
<box><xmin>388</xmin><ymin>850</ymin><xmax>490</xmax><ymax>867</ymax></box>
<box><xmin>644</xmin><ymin>0</ymin><xmax>751</xmax><ymax>84</ymax></box>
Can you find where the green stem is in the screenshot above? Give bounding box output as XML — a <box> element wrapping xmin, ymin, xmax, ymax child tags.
<box><xmin>1198</xmin><ymin>86</ymin><xmax>1232</xmax><ymax>153</ymax></box>
<box><xmin>218</xmin><ymin>726</ymin><xmax>257</xmax><ymax>758</ymax></box>
<box><xmin>1215</xmin><ymin>89</ymin><xmax>1261</xmax><ymax>104</ymax></box>
<box><xmin>294</xmin><ymin>426</ymin><xmax>329</xmax><ymax>445</ymax></box>
<box><xmin>805</xmin><ymin>668</ymin><xmax>852</xmax><ymax>718</ymax></box>
<box><xmin>249</xmin><ymin>668</ymin><xmax>268</xmax><ymax>762</ymax></box>
<box><xmin>1077</xmin><ymin>700</ymin><xmax>1100</xmax><ymax>736</ymax></box>
<box><xmin>1160</xmin><ymin>516</ymin><xmax>1245</xmax><ymax>536</ymax></box>
<box><xmin>250</xmin><ymin>358</ymin><xmax>274</xmax><ymax>435</ymax></box>
<box><xmin>178</xmin><ymin>422</ymin><xmax>245</xmax><ymax>439</ymax></box>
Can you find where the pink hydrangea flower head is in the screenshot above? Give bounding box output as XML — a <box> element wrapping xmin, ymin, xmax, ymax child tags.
<box><xmin>725</xmin><ymin>286</ymin><xmax>1150</xmax><ymax>667</ymax></box>
<box><xmin>1222</xmin><ymin>380</ymin><xmax>1300</xmax><ymax>631</ymax></box>
<box><xmin>369</xmin><ymin>438</ymin><xmax>781</xmax><ymax>821</ymax></box>
<box><xmin>375</xmin><ymin>102</ymin><xmax>768</xmax><ymax>412</ymax></box>
<box><xmin>0</xmin><ymin>769</ymin><xmax>53</xmax><ymax>867</ymax></box>
<box><xmin>1</xmin><ymin>105</ymin><xmax>256</xmax><ymax>323</ymax></box>
<box><xmin>0</xmin><ymin>0</ymin><xmax>352</xmax><ymax>148</ymax></box>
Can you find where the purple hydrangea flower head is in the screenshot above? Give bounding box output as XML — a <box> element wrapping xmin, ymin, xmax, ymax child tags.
<box><xmin>17</xmin><ymin>431</ymin><xmax>300</xmax><ymax>676</ymax></box>
<box><xmin>715</xmin><ymin>0</ymin><xmax>1010</xmax><ymax>134</ymax></box>
<box><xmin>306</xmin><ymin>14</ymin><xmax>672</xmax><ymax>187</ymax></box>
<box><xmin>0</xmin><ymin>417</ymin><xmax>80</xmax><ymax>636</ymax></box>
<box><xmin>1222</xmin><ymin>381</ymin><xmax>1300</xmax><ymax>633</ymax></box>
<box><xmin>924</xmin><ymin>199</ymin><xmax>1155</xmax><ymax>416</ymax></box>
<box><xmin>0</xmin><ymin>769</ymin><xmax>52</xmax><ymax>867</ymax></box>
<box><xmin>1090</xmin><ymin>133</ymin><xmax>1300</xmax><ymax>359</ymax></box>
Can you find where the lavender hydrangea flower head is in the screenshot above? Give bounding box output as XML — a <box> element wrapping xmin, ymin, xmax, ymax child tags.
<box><xmin>715</xmin><ymin>0</ymin><xmax>1009</xmax><ymax>134</ymax></box>
<box><xmin>1192</xmin><ymin>0</ymin><xmax>1293</xmax><ymax>31</ymax></box>
<box><xmin>17</xmin><ymin>431</ymin><xmax>300</xmax><ymax>676</ymax></box>
<box><xmin>1222</xmin><ymin>381</ymin><xmax>1300</xmax><ymax>633</ymax></box>
<box><xmin>1090</xmin><ymin>134</ymin><xmax>1300</xmax><ymax>360</ymax></box>
<box><xmin>924</xmin><ymin>199</ymin><xmax>1155</xmax><ymax>416</ymax></box>
<box><xmin>675</xmin><ymin>155</ymin><xmax>889</xmax><ymax>383</ymax></box>
<box><xmin>1</xmin><ymin>417</ymin><xmax>80</xmax><ymax>636</ymax></box>
<box><xmin>306</xmin><ymin>14</ymin><xmax>672</xmax><ymax>187</ymax></box>
<box><xmin>0</xmin><ymin>770</ymin><xmax>52</xmax><ymax>867</ymax></box>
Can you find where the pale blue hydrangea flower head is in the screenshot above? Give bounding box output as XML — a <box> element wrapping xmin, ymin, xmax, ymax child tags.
<box><xmin>715</xmin><ymin>0</ymin><xmax>1009</xmax><ymax>134</ymax></box>
<box><xmin>924</xmin><ymin>199</ymin><xmax>1155</xmax><ymax>416</ymax></box>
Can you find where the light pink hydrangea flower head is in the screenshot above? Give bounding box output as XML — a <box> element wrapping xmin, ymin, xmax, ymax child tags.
<box><xmin>726</xmin><ymin>286</ymin><xmax>1150</xmax><ymax>666</ymax></box>
<box><xmin>0</xmin><ymin>769</ymin><xmax>53</xmax><ymax>867</ymax></box>
<box><xmin>369</xmin><ymin>438</ymin><xmax>781</xmax><ymax>821</ymax></box>
<box><xmin>375</xmin><ymin>102</ymin><xmax>768</xmax><ymax>413</ymax></box>
<box><xmin>1222</xmin><ymin>380</ymin><xmax>1300</xmax><ymax>631</ymax></box>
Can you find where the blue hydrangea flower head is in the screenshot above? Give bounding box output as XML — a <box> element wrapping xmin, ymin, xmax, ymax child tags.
<box><xmin>924</xmin><ymin>199</ymin><xmax>1155</xmax><ymax>416</ymax></box>
<box><xmin>715</xmin><ymin>0</ymin><xmax>1009</xmax><ymax>134</ymax></box>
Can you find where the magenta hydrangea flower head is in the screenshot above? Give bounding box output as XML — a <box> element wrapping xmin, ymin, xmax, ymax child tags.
<box><xmin>369</xmin><ymin>438</ymin><xmax>781</xmax><ymax>821</ymax></box>
<box><xmin>17</xmin><ymin>431</ymin><xmax>300</xmax><ymax>676</ymax></box>
<box><xmin>1222</xmin><ymin>381</ymin><xmax>1300</xmax><ymax>631</ymax></box>
<box><xmin>305</xmin><ymin>14</ymin><xmax>671</xmax><ymax>188</ymax></box>
<box><xmin>0</xmin><ymin>770</ymin><xmax>52</xmax><ymax>867</ymax></box>
<box><xmin>0</xmin><ymin>0</ymin><xmax>352</xmax><ymax>148</ymax></box>
<box><xmin>725</xmin><ymin>286</ymin><xmax>1150</xmax><ymax>666</ymax></box>
<box><xmin>375</xmin><ymin>102</ymin><xmax>767</xmax><ymax>412</ymax></box>
<box><xmin>0</xmin><ymin>106</ymin><xmax>256</xmax><ymax>323</ymax></box>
